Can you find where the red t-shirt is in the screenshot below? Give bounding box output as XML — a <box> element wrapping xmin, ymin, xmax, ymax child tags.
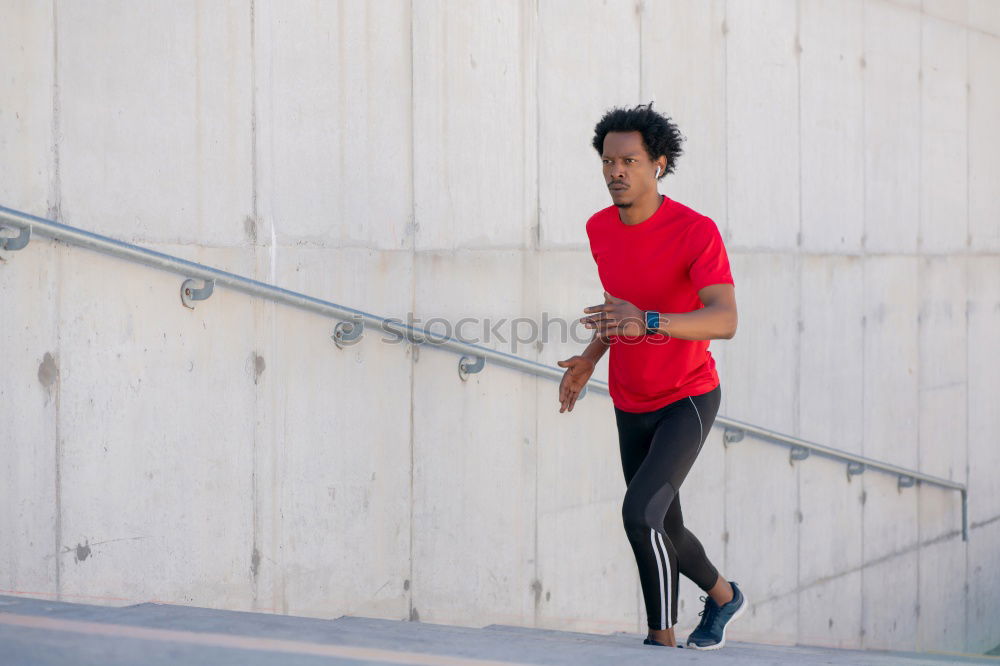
<box><xmin>586</xmin><ymin>196</ymin><xmax>734</xmax><ymax>413</ymax></box>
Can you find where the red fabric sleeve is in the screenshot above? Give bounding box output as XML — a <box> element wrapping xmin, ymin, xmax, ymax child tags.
<box><xmin>688</xmin><ymin>218</ymin><xmax>734</xmax><ymax>290</ymax></box>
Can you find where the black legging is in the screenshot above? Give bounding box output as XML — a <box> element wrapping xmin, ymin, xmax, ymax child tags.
<box><xmin>616</xmin><ymin>384</ymin><xmax>722</xmax><ymax>630</ymax></box>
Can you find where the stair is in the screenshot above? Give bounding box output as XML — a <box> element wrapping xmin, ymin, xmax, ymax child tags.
<box><xmin>0</xmin><ymin>594</ymin><xmax>994</xmax><ymax>665</ymax></box>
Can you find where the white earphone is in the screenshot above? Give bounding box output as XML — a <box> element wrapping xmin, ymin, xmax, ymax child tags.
<box><xmin>655</xmin><ymin>166</ymin><xmax>661</xmax><ymax>178</ymax></box>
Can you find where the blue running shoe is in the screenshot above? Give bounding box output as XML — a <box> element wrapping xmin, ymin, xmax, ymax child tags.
<box><xmin>686</xmin><ymin>581</ymin><xmax>747</xmax><ymax>650</ymax></box>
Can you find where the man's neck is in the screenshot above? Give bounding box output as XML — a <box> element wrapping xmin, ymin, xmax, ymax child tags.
<box><xmin>618</xmin><ymin>192</ymin><xmax>664</xmax><ymax>226</ymax></box>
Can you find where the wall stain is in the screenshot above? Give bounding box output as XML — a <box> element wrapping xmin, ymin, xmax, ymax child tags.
<box><xmin>530</xmin><ymin>579</ymin><xmax>543</xmax><ymax>606</ymax></box>
<box><xmin>38</xmin><ymin>352</ymin><xmax>59</xmax><ymax>390</ymax></box>
<box><xmin>244</xmin><ymin>216</ymin><xmax>257</xmax><ymax>244</ymax></box>
<box><xmin>74</xmin><ymin>540</ymin><xmax>91</xmax><ymax>562</ymax></box>
<box><xmin>409</xmin><ymin>607</ymin><xmax>420</xmax><ymax>622</ymax></box>
<box><xmin>253</xmin><ymin>352</ymin><xmax>265</xmax><ymax>385</ymax></box>
<box><xmin>251</xmin><ymin>547</ymin><xmax>261</xmax><ymax>578</ymax></box>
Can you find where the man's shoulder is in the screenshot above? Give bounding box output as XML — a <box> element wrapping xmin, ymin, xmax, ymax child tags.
<box><xmin>585</xmin><ymin>204</ymin><xmax>619</xmax><ymax>235</ymax></box>
<box><xmin>665</xmin><ymin>197</ymin><xmax>714</xmax><ymax>224</ymax></box>
<box><xmin>665</xmin><ymin>198</ymin><xmax>721</xmax><ymax>236</ymax></box>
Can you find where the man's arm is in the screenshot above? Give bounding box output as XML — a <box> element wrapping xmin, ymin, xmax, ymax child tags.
<box><xmin>652</xmin><ymin>283</ymin><xmax>737</xmax><ymax>340</ymax></box>
<box><xmin>581</xmin><ymin>329</ymin><xmax>611</xmax><ymax>362</ymax></box>
<box><xmin>556</xmin><ymin>330</ymin><xmax>609</xmax><ymax>413</ymax></box>
<box><xmin>582</xmin><ymin>284</ymin><xmax>737</xmax><ymax>341</ymax></box>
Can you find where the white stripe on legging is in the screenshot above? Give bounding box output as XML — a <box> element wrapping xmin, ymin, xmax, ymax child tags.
<box><xmin>656</xmin><ymin>531</ymin><xmax>673</xmax><ymax>628</ymax></box>
<box><xmin>649</xmin><ymin>528</ymin><xmax>672</xmax><ymax>629</ymax></box>
<box><xmin>688</xmin><ymin>395</ymin><xmax>704</xmax><ymax>444</ymax></box>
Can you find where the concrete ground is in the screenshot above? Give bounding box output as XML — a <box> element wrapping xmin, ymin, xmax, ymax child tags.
<box><xmin>1</xmin><ymin>594</ymin><xmax>996</xmax><ymax>666</ymax></box>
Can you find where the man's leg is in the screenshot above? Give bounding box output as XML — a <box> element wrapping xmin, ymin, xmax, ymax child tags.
<box><xmin>616</xmin><ymin>405</ymin><xmax>676</xmax><ymax>644</ymax></box>
<box><xmin>620</xmin><ymin>390</ymin><xmax>715</xmax><ymax>642</ymax></box>
<box><xmin>664</xmin><ymin>386</ymin><xmax>746</xmax><ymax>650</ymax></box>
<box><xmin>662</xmin><ymin>494</ymin><xmax>733</xmax><ymax>607</ymax></box>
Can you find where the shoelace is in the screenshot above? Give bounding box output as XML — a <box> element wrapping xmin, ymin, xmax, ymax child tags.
<box><xmin>694</xmin><ymin>595</ymin><xmax>721</xmax><ymax>633</ymax></box>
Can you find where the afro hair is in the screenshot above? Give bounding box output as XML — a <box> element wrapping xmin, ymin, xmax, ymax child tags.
<box><xmin>592</xmin><ymin>102</ymin><xmax>685</xmax><ymax>178</ymax></box>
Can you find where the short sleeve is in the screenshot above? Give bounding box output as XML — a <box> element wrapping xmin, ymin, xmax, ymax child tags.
<box><xmin>585</xmin><ymin>220</ymin><xmax>597</xmax><ymax>264</ymax></box>
<box><xmin>688</xmin><ymin>218</ymin><xmax>734</xmax><ymax>290</ymax></box>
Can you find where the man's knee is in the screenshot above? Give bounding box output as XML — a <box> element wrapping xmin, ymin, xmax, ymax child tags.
<box><xmin>621</xmin><ymin>494</ymin><xmax>649</xmax><ymax>531</ymax></box>
<box><xmin>622</xmin><ymin>482</ymin><xmax>678</xmax><ymax>532</ymax></box>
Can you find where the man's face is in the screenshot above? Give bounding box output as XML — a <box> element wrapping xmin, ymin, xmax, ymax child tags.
<box><xmin>601</xmin><ymin>131</ymin><xmax>661</xmax><ymax>208</ymax></box>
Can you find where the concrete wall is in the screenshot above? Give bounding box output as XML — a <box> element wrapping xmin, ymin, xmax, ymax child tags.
<box><xmin>2</xmin><ymin>0</ymin><xmax>998</xmax><ymax>654</ymax></box>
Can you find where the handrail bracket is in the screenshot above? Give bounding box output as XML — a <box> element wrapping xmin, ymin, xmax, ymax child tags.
<box><xmin>723</xmin><ymin>427</ymin><xmax>744</xmax><ymax>446</ymax></box>
<box><xmin>0</xmin><ymin>225</ymin><xmax>30</xmax><ymax>252</ymax></box>
<box><xmin>333</xmin><ymin>315</ymin><xmax>364</xmax><ymax>348</ymax></box>
<box><xmin>789</xmin><ymin>446</ymin><xmax>810</xmax><ymax>464</ymax></box>
<box><xmin>181</xmin><ymin>278</ymin><xmax>215</xmax><ymax>309</ymax></box>
<box><xmin>458</xmin><ymin>355</ymin><xmax>485</xmax><ymax>381</ymax></box>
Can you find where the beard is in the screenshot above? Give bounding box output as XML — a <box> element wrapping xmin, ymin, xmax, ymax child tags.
<box><xmin>614</xmin><ymin>201</ymin><xmax>632</xmax><ymax>209</ymax></box>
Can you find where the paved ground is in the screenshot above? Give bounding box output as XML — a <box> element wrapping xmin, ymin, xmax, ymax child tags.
<box><xmin>1</xmin><ymin>594</ymin><xmax>996</xmax><ymax>665</ymax></box>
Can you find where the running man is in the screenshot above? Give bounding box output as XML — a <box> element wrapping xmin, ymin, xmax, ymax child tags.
<box><xmin>557</xmin><ymin>103</ymin><xmax>746</xmax><ymax>650</ymax></box>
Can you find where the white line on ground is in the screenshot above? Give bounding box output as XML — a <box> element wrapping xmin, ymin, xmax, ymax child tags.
<box><xmin>0</xmin><ymin>612</ymin><xmax>533</xmax><ymax>666</ymax></box>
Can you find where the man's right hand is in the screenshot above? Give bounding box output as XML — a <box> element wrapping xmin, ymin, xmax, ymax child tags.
<box><xmin>556</xmin><ymin>355</ymin><xmax>596</xmax><ymax>413</ymax></box>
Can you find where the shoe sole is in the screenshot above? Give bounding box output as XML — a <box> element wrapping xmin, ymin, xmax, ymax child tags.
<box><xmin>686</xmin><ymin>592</ymin><xmax>748</xmax><ymax>651</ymax></box>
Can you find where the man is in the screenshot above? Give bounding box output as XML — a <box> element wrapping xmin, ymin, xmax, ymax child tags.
<box><xmin>557</xmin><ymin>103</ymin><xmax>746</xmax><ymax>650</ymax></box>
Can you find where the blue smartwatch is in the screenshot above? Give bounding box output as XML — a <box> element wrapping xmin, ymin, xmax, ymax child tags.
<box><xmin>644</xmin><ymin>310</ymin><xmax>660</xmax><ymax>335</ymax></box>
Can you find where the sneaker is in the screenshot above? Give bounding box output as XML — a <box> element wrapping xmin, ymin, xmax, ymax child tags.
<box><xmin>686</xmin><ymin>581</ymin><xmax>747</xmax><ymax>650</ymax></box>
<box><xmin>642</xmin><ymin>638</ymin><xmax>683</xmax><ymax>648</ymax></box>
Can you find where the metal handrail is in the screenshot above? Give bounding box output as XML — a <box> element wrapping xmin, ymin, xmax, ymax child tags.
<box><xmin>0</xmin><ymin>204</ymin><xmax>968</xmax><ymax>540</ymax></box>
